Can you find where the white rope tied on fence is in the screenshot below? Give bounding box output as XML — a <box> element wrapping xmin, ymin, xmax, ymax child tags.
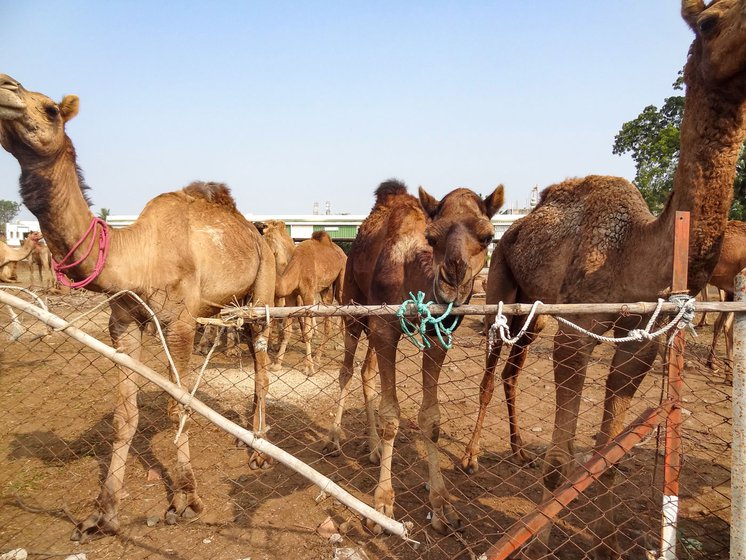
<box><xmin>487</xmin><ymin>300</ymin><xmax>543</xmax><ymax>352</ymax></box>
<box><xmin>488</xmin><ymin>296</ymin><xmax>697</xmax><ymax>350</ymax></box>
<box><xmin>554</xmin><ymin>296</ymin><xmax>696</xmax><ymax>344</ymax></box>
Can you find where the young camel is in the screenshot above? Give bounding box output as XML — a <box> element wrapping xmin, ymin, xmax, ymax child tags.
<box><xmin>706</xmin><ymin>220</ymin><xmax>746</xmax><ymax>376</ymax></box>
<box><xmin>330</xmin><ymin>179</ymin><xmax>503</xmax><ymax>533</ymax></box>
<box><xmin>272</xmin><ymin>230</ymin><xmax>346</xmax><ymax>374</ymax></box>
<box><xmin>461</xmin><ymin>2</ymin><xmax>746</xmax><ymax>557</ymax></box>
<box><xmin>0</xmin><ymin>75</ymin><xmax>276</xmax><ymax>542</ymax></box>
<box><xmin>28</xmin><ymin>235</ymin><xmax>53</xmax><ymax>287</ymax></box>
<box><xmin>0</xmin><ymin>231</ymin><xmax>42</xmax><ymax>281</ymax></box>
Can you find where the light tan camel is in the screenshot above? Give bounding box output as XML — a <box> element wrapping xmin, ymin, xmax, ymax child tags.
<box><xmin>329</xmin><ymin>179</ymin><xmax>503</xmax><ymax>534</ymax></box>
<box><xmin>28</xmin><ymin>237</ymin><xmax>53</xmax><ymax>287</ymax></box>
<box><xmin>0</xmin><ymin>231</ymin><xmax>41</xmax><ymax>281</ymax></box>
<box><xmin>461</xmin><ymin>2</ymin><xmax>746</xmax><ymax>557</ymax></box>
<box><xmin>0</xmin><ymin>74</ymin><xmax>276</xmax><ymax>542</ymax></box>
<box><xmin>272</xmin><ymin>230</ymin><xmax>346</xmax><ymax>374</ymax></box>
<box><xmin>194</xmin><ymin>220</ymin><xmax>296</xmax><ymax>356</ymax></box>
<box><xmin>706</xmin><ymin>220</ymin><xmax>746</xmax><ymax>376</ymax></box>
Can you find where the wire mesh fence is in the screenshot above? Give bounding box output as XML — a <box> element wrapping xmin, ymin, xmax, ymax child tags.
<box><xmin>0</xmin><ymin>276</ymin><xmax>734</xmax><ymax>560</ymax></box>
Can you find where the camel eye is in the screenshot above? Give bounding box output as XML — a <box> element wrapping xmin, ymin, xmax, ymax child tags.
<box><xmin>698</xmin><ymin>15</ymin><xmax>718</xmax><ymax>36</ymax></box>
<box><xmin>45</xmin><ymin>105</ymin><xmax>59</xmax><ymax>119</ymax></box>
<box><xmin>426</xmin><ymin>233</ymin><xmax>438</xmax><ymax>247</ymax></box>
<box><xmin>479</xmin><ymin>234</ymin><xmax>494</xmax><ymax>247</ymax></box>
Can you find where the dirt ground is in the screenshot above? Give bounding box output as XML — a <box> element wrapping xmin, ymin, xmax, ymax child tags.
<box><xmin>0</xmin><ymin>266</ymin><xmax>733</xmax><ymax>560</ymax></box>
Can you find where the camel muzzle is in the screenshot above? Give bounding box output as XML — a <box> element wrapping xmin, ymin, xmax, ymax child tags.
<box><xmin>0</xmin><ymin>76</ymin><xmax>25</xmax><ymax>119</ymax></box>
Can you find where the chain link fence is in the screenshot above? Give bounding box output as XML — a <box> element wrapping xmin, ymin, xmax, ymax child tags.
<box><xmin>0</xmin><ymin>274</ymin><xmax>734</xmax><ymax>560</ymax></box>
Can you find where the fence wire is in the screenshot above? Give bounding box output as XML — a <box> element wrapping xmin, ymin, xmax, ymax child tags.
<box><xmin>0</xmin><ymin>278</ymin><xmax>734</xmax><ymax>560</ymax></box>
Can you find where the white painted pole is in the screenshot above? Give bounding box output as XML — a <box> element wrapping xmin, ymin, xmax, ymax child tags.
<box><xmin>733</xmin><ymin>269</ymin><xmax>746</xmax><ymax>560</ymax></box>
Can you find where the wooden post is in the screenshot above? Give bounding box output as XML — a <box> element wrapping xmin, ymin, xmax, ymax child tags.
<box><xmin>660</xmin><ymin>211</ymin><xmax>689</xmax><ymax>560</ymax></box>
<box><xmin>732</xmin><ymin>267</ymin><xmax>746</xmax><ymax>560</ymax></box>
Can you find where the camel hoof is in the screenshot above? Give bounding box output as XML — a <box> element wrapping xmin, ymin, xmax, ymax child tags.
<box><xmin>269</xmin><ymin>362</ymin><xmax>282</xmax><ymax>372</ymax></box>
<box><xmin>368</xmin><ymin>447</ymin><xmax>381</xmax><ymax>465</ymax></box>
<box><xmin>71</xmin><ymin>512</ymin><xmax>119</xmax><ymax>543</ymax></box>
<box><xmin>459</xmin><ymin>455</ymin><xmax>479</xmax><ymax>475</ymax></box>
<box><xmin>430</xmin><ymin>505</ymin><xmax>464</xmax><ymax>535</ymax></box>
<box><xmin>322</xmin><ymin>439</ymin><xmax>342</xmax><ymax>457</ymax></box>
<box><xmin>249</xmin><ymin>451</ymin><xmax>274</xmax><ymax>470</ymax></box>
<box><xmin>166</xmin><ymin>492</ymin><xmax>205</xmax><ymax>525</ymax></box>
<box><xmin>365</xmin><ymin>518</ymin><xmax>385</xmax><ymax>535</ymax></box>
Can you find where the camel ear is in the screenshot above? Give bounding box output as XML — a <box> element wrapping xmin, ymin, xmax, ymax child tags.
<box><xmin>59</xmin><ymin>95</ymin><xmax>79</xmax><ymax>123</ymax></box>
<box><xmin>418</xmin><ymin>186</ymin><xmax>440</xmax><ymax>218</ymax></box>
<box><xmin>483</xmin><ymin>185</ymin><xmax>505</xmax><ymax>218</ymax></box>
<box><xmin>681</xmin><ymin>0</ymin><xmax>705</xmax><ymax>30</ymax></box>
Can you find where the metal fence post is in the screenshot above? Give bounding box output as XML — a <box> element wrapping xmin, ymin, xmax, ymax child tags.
<box><xmin>660</xmin><ymin>211</ymin><xmax>689</xmax><ymax>560</ymax></box>
<box><xmin>733</xmin><ymin>267</ymin><xmax>746</xmax><ymax>560</ymax></box>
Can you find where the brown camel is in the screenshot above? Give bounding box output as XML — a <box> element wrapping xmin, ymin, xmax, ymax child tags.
<box><xmin>0</xmin><ymin>74</ymin><xmax>277</xmax><ymax>542</ymax></box>
<box><xmin>28</xmin><ymin>235</ymin><xmax>53</xmax><ymax>287</ymax></box>
<box><xmin>331</xmin><ymin>179</ymin><xmax>503</xmax><ymax>534</ymax></box>
<box><xmin>706</xmin><ymin>220</ymin><xmax>746</xmax><ymax>375</ymax></box>
<box><xmin>461</xmin><ymin>2</ymin><xmax>746</xmax><ymax>557</ymax></box>
<box><xmin>0</xmin><ymin>231</ymin><xmax>42</xmax><ymax>281</ymax></box>
<box><xmin>272</xmin><ymin>230</ymin><xmax>346</xmax><ymax>374</ymax></box>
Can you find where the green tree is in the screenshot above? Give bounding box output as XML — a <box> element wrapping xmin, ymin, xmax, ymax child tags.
<box><xmin>0</xmin><ymin>200</ymin><xmax>21</xmax><ymax>228</ymax></box>
<box><xmin>98</xmin><ymin>208</ymin><xmax>110</xmax><ymax>221</ymax></box>
<box><xmin>613</xmin><ymin>74</ymin><xmax>746</xmax><ymax>219</ymax></box>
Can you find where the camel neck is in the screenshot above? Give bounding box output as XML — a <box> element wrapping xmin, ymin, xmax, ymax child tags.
<box><xmin>656</xmin><ymin>52</ymin><xmax>746</xmax><ymax>293</ymax></box>
<box><xmin>19</xmin><ymin>139</ymin><xmax>106</xmax><ymax>288</ymax></box>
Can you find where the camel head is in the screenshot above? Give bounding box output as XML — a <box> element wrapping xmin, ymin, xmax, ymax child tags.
<box><xmin>682</xmin><ymin>0</ymin><xmax>746</xmax><ymax>84</ymax></box>
<box><xmin>419</xmin><ymin>185</ymin><xmax>504</xmax><ymax>305</ymax></box>
<box><xmin>0</xmin><ymin>74</ymin><xmax>80</xmax><ymax>163</ymax></box>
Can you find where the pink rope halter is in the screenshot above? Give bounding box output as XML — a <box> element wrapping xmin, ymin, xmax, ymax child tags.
<box><xmin>51</xmin><ymin>217</ymin><xmax>110</xmax><ymax>289</ymax></box>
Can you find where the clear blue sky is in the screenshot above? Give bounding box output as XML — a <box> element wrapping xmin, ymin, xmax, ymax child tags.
<box><xmin>1</xmin><ymin>1</ymin><xmax>693</xmax><ymax>219</ymax></box>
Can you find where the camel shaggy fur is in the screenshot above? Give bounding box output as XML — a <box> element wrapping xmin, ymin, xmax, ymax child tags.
<box><xmin>329</xmin><ymin>179</ymin><xmax>503</xmax><ymax>534</ymax></box>
<box><xmin>462</xmin><ymin>2</ymin><xmax>746</xmax><ymax>557</ymax></box>
<box><xmin>0</xmin><ymin>74</ymin><xmax>276</xmax><ymax>542</ymax></box>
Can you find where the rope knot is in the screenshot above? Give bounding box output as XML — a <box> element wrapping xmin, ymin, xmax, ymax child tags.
<box><xmin>397</xmin><ymin>291</ymin><xmax>458</xmax><ymax>350</ymax></box>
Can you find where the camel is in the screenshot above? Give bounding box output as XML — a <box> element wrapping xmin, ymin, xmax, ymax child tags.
<box><xmin>0</xmin><ymin>231</ymin><xmax>42</xmax><ymax>282</ymax></box>
<box><xmin>193</xmin><ymin>220</ymin><xmax>296</xmax><ymax>356</ymax></box>
<box><xmin>272</xmin><ymin>230</ymin><xmax>346</xmax><ymax>374</ymax></box>
<box><xmin>706</xmin><ymin>220</ymin><xmax>746</xmax><ymax>376</ymax></box>
<box><xmin>329</xmin><ymin>179</ymin><xmax>503</xmax><ymax>534</ymax></box>
<box><xmin>460</xmin><ymin>2</ymin><xmax>746</xmax><ymax>557</ymax></box>
<box><xmin>27</xmin><ymin>234</ymin><xmax>53</xmax><ymax>287</ymax></box>
<box><xmin>0</xmin><ymin>74</ymin><xmax>277</xmax><ymax>542</ymax></box>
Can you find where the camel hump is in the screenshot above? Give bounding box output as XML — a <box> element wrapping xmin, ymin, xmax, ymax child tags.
<box><xmin>312</xmin><ymin>230</ymin><xmax>333</xmax><ymax>245</ymax></box>
<box><xmin>374</xmin><ymin>179</ymin><xmax>408</xmax><ymax>205</ymax></box>
<box><xmin>183</xmin><ymin>181</ymin><xmax>237</xmax><ymax>210</ymax></box>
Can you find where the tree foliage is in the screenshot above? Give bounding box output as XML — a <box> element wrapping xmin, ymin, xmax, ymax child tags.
<box><xmin>613</xmin><ymin>75</ymin><xmax>746</xmax><ymax>219</ymax></box>
<box><xmin>98</xmin><ymin>208</ymin><xmax>111</xmax><ymax>221</ymax></box>
<box><xmin>0</xmin><ymin>200</ymin><xmax>21</xmax><ymax>228</ymax></box>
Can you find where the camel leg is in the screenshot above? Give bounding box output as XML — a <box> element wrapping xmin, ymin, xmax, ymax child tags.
<box><xmin>528</xmin><ymin>323</ymin><xmax>597</xmax><ymax>557</ymax></box>
<box><xmin>361</xmin><ymin>344</ymin><xmax>380</xmax><ymax>463</ymax></box>
<box><xmin>73</xmin><ymin>307</ymin><xmax>144</xmax><ymax>541</ymax></box>
<box><xmin>163</xmin><ymin>311</ymin><xmax>204</xmax><ymax>524</ymax></box>
<box><xmin>696</xmin><ymin>285</ymin><xmax>710</xmax><ymax>327</ymax></box>
<box><xmin>299</xmin><ymin>291</ymin><xmax>316</xmax><ymax>375</ymax></box>
<box><xmin>420</xmin><ymin>344</ymin><xmax>463</xmax><ymax>534</ymax></box>
<box><xmin>503</xmin><ymin>317</ymin><xmax>544</xmax><ymax>465</ymax></box>
<box><xmin>461</xmin><ymin>331</ymin><xmax>504</xmax><ymax>473</ymax></box>
<box><xmin>314</xmin><ymin>288</ymin><xmax>334</xmax><ymax>362</ymax></box>
<box><xmin>270</xmin><ymin>301</ymin><xmax>295</xmax><ymax>372</ymax></box>
<box><xmin>366</xmin><ymin>319</ymin><xmax>400</xmax><ymax>534</ymax></box>
<box><xmin>590</xmin><ymin>326</ymin><xmax>658</xmax><ymax>560</ymax></box>
<box><xmin>324</xmin><ymin>316</ymin><xmax>364</xmax><ymax>456</ymax></box>
<box><xmin>707</xmin><ymin>311</ymin><xmax>729</xmax><ymax>371</ymax></box>
<box><xmin>245</xmin><ymin>287</ymin><xmax>275</xmax><ymax>470</ymax></box>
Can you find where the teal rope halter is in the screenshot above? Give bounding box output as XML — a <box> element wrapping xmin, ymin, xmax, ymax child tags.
<box><xmin>396</xmin><ymin>291</ymin><xmax>459</xmax><ymax>350</ymax></box>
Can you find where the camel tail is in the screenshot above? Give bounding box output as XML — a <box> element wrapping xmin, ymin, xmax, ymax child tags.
<box><xmin>183</xmin><ymin>181</ymin><xmax>237</xmax><ymax>210</ymax></box>
<box><xmin>373</xmin><ymin>179</ymin><xmax>407</xmax><ymax>206</ymax></box>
